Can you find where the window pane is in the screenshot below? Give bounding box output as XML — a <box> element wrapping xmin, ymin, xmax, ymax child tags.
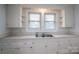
<box><xmin>45</xmin><ymin>22</ymin><xmax>55</xmax><ymax>29</ymax></box>
<box><xmin>29</xmin><ymin>22</ymin><xmax>40</xmax><ymax>28</ymax></box>
<box><xmin>45</xmin><ymin>14</ymin><xmax>55</xmax><ymax>21</ymax></box>
<box><xmin>29</xmin><ymin>13</ymin><xmax>40</xmax><ymax>21</ymax></box>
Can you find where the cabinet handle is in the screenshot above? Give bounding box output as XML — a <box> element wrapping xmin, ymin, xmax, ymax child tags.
<box><xmin>30</xmin><ymin>46</ymin><xmax>32</xmax><ymax>48</ymax></box>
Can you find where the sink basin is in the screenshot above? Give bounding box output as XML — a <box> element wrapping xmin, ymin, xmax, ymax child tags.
<box><xmin>35</xmin><ymin>33</ymin><xmax>53</xmax><ymax>37</ymax></box>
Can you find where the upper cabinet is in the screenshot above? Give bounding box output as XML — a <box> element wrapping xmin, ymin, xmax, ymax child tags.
<box><xmin>7</xmin><ymin>5</ymin><xmax>22</xmax><ymax>28</ymax></box>
<box><xmin>59</xmin><ymin>6</ymin><xmax>74</xmax><ymax>28</ymax></box>
<box><xmin>64</xmin><ymin>6</ymin><xmax>74</xmax><ymax>27</ymax></box>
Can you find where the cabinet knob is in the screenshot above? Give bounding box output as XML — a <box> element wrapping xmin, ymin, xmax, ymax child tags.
<box><xmin>30</xmin><ymin>46</ymin><xmax>32</xmax><ymax>48</ymax></box>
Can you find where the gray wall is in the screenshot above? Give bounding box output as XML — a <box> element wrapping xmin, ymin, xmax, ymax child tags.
<box><xmin>0</xmin><ymin>5</ymin><xmax>8</xmax><ymax>38</ymax></box>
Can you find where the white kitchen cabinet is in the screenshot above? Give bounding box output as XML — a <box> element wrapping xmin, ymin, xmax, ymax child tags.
<box><xmin>64</xmin><ymin>6</ymin><xmax>74</xmax><ymax>27</ymax></box>
<box><xmin>1</xmin><ymin>37</ymin><xmax>79</xmax><ymax>54</ymax></box>
<box><xmin>7</xmin><ymin>5</ymin><xmax>22</xmax><ymax>28</ymax></box>
<box><xmin>60</xmin><ymin>6</ymin><xmax>74</xmax><ymax>27</ymax></box>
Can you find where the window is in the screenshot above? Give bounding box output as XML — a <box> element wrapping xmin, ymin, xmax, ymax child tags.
<box><xmin>44</xmin><ymin>13</ymin><xmax>56</xmax><ymax>29</ymax></box>
<box><xmin>28</xmin><ymin>12</ymin><xmax>56</xmax><ymax>31</ymax></box>
<box><xmin>28</xmin><ymin>13</ymin><xmax>41</xmax><ymax>29</ymax></box>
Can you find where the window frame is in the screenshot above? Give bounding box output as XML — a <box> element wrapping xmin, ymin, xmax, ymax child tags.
<box><xmin>28</xmin><ymin>12</ymin><xmax>41</xmax><ymax>30</ymax></box>
<box><xmin>44</xmin><ymin>13</ymin><xmax>56</xmax><ymax>30</ymax></box>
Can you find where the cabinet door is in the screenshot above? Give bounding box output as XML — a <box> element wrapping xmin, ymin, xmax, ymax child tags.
<box><xmin>7</xmin><ymin>5</ymin><xmax>22</xmax><ymax>27</ymax></box>
<box><xmin>65</xmin><ymin>6</ymin><xmax>74</xmax><ymax>27</ymax></box>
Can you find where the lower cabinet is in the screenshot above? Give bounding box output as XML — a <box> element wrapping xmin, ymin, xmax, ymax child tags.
<box><xmin>0</xmin><ymin>38</ymin><xmax>79</xmax><ymax>54</ymax></box>
<box><xmin>2</xmin><ymin>48</ymin><xmax>34</xmax><ymax>54</ymax></box>
<box><xmin>2</xmin><ymin>48</ymin><xmax>20</xmax><ymax>54</ymax></box>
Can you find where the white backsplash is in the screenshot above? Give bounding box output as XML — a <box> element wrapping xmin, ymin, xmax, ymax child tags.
<box><xmin>8</xmin><ymin>27</ymin><xmax>72</xmax><ymax>36</ymax></box>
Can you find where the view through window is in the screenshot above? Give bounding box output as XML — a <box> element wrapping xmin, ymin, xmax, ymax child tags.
<box><xmin>28</xmin><ymin>12</ymin><xmax>56</xmax><ymax>31</ymax></box>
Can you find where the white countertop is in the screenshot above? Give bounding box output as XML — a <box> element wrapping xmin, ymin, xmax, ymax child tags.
<box><xmin>53</xmin><ymin>34</ymin><xmax>78</xmax><ymax>37</ymax></box>
<box><xmin>4</xmin><ymin>34</ymin><xmax>78</xmax><ymax>40</ymax></box>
